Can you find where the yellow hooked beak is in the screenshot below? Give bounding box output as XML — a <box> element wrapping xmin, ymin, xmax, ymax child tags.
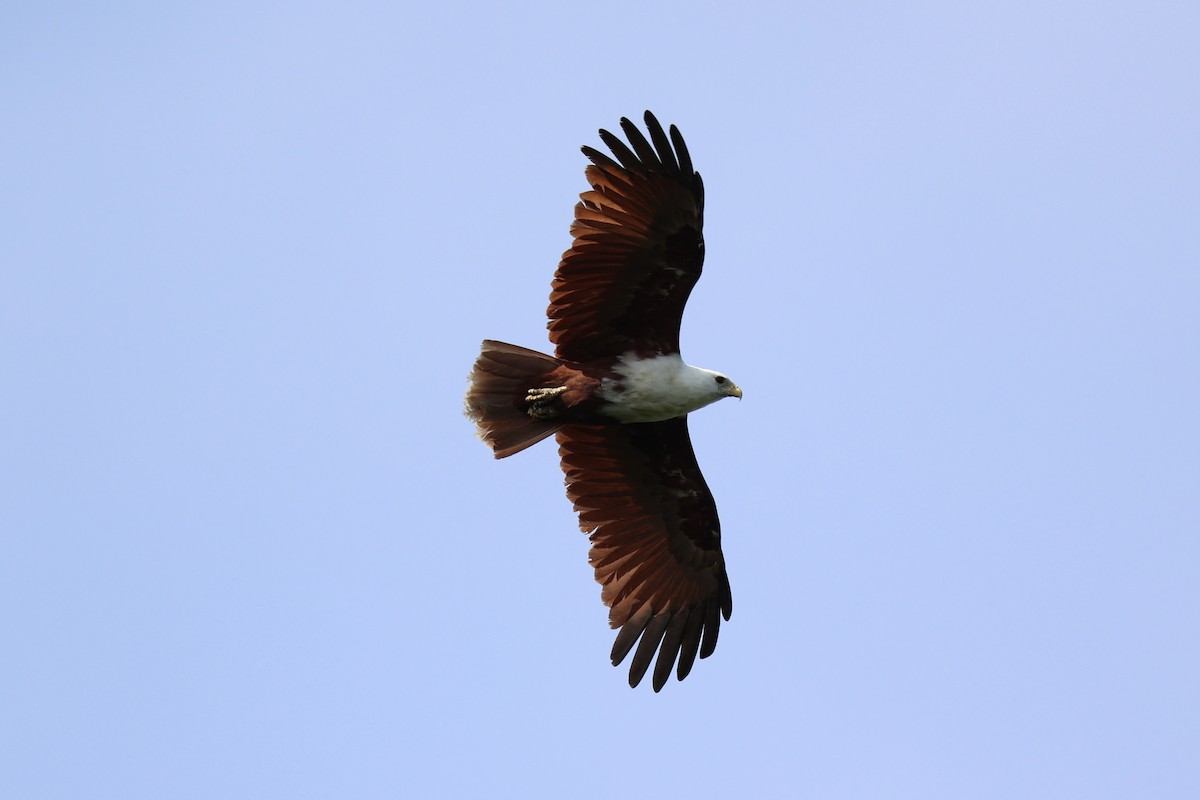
<box><xmin>728</xmin><ymin>384</ymin><xmax>743</xmax><ymax>400</ymax></box>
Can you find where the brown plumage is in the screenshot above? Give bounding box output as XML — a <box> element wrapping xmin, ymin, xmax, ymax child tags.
<box><xmin>557</xmin><ymin>420</ymin><xmax>731</xmax><ymax>690</ymax></box>
<box><xmin>465</xmin><ymin>112</ymin><xmax>739</xmax><ymax>691</ymax></box>
<box><xmin>549</xmin><ymin>116</ymin><xmax>705</xmax><ymax>361</ymax></box>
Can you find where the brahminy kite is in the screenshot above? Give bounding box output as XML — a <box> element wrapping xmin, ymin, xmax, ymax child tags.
<box><xmin>465</xmin><ymin>111</ymin><xmax>741</xmax><ymax>691</ymax></box>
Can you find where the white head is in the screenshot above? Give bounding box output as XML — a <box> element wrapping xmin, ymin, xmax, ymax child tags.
<box><xmin>688</xmin><ymin>366</ymin><xmax>744</xmax><ymax>403</ymax></box>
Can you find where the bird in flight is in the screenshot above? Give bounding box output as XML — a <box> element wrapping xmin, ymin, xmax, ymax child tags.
<box><xmin>465</xmin><ymin>111</ymin><xmax>741</xmax><ymax>691</ymax></box>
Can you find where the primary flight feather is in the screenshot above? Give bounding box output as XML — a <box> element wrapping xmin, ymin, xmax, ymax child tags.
<box><xmin>465</xmin><ymin>111</ymin><xmax>740</xmax><ymax>691</ymax></box>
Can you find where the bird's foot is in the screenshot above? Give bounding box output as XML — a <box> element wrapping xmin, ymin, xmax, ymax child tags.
<box><xmin>525</xmin><ymin>386</ymin><xmax>567</xmax><ymax>419</ymax></box>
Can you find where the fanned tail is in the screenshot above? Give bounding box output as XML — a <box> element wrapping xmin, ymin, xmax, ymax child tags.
<box><xmin>465</xmin><ymin>340</ymin><xmax>564</xmax><ymax>458</ymax></box>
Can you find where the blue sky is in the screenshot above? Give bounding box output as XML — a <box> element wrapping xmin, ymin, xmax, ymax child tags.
<box><xmin>3</xmin><ymin>2</ymin><xmax>1198</xmax><ymax>797</ymax></box>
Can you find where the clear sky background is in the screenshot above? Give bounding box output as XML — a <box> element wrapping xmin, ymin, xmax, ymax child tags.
<box><xmin>3</xmin><ymin>2</ymin><xmax>1198</xmax><ymax>798</ymax></box>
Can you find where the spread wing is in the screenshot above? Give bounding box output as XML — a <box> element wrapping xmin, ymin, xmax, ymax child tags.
<box><xmin>556</xmin><ymin>417</ymin><xmax>732</xmax><ymax>691</ymax></box>
<box><xmin>548</xmin><ymin>111</ymin><xmax>705</xmax><ymax>362</ymax></box>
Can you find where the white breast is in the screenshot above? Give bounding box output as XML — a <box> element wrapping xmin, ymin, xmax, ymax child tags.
<box><xmin>597</xmin><ymin>353</ymin><xmax>725</xmax><ymax>423</ymax></box>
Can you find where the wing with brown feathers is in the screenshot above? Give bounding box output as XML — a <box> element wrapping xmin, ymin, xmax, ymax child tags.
<box><xmin>556</xmin><ymin>417</ymin><xmax>732</xmax><ymax>691</ymax></box>
<box><xmin>548</xmin><ymin>111</ymin><xmax>705</xmax><ymax>362</ymax></box>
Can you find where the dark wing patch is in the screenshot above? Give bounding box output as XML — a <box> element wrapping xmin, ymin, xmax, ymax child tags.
<box><xmin>548</xmin><ymin>111</ymin><xmax>706</xmax><ymax>362</ymax></box>
<box><xmin>556</xmin><ymin>417</ymin><xmax>732</xmax><ymax>691</ymax></box>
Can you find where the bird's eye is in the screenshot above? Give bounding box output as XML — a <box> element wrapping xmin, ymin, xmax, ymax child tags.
<box><xmin>715</xmin><ymin>376</ymin><xmax>727</xmax><ymax>385</ymax></box>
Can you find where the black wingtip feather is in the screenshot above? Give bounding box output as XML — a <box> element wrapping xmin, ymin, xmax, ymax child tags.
<box><xmin>598</xmin><ymin>127</ymin><xmax>642</xmax><ymax>172</ymax></box>
<box><xmin>675</xmin><ymin>608</ymin><xmax>705</xmax><ymax>681</ymax></box>
<box><xmin>581</xmin><ymin>144</ymin><xmax>620</xmax><ymax>169</ymax></box>
<box><xmin>643</xmin><ymin>111</ymin><xmax>678</xmax><ymax>172</ymax></box>
<box><xmin>651</xmin><ymin>613</ymin><xmax>688</xmax><ymax>691</ymax></box>
<box><xmin>619</xmin><ymin>116</ymin><xmax>661</xmax><ymax>170</ymax></box>
<box><xmin>628</xmin><ymin>613</ymin><xmax>672</xmax><ymax>689</ymax></box>
<box><xmin>699</xmin><ymin>603</ymin><xmax>722</xmax><ymax>659</ymax></box>
<box><xmin>669</xmin><ymin>124</ymin><xmax>693</xmax><ymax>178</ymax></box>
<box><xmin>610</xmin><ymin>615</ymin><xmax>649</xmax><ymax>666</ymax></box>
